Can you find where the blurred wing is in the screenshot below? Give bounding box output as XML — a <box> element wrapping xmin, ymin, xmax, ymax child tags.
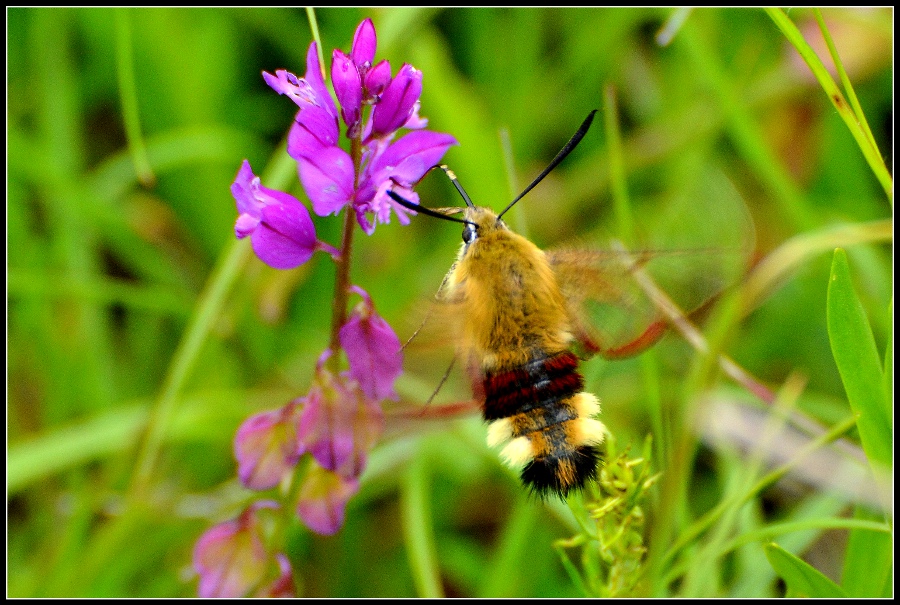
<box><xmin>550</xmin><ymin>166</ymin><xmax>755</xmax><ymax>359</ymax></box>
<box><xmin>549</xmin><ymin>245</ymin><xmax>748</xmax><ymax>359</ymax></box>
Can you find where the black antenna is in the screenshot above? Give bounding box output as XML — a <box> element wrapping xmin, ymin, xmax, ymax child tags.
<box><xmin>436</xmin><ymin>165</ymin><xmax>476</xmax><ymax>209</ymax></box>
<box><xmin>387</xmin><ymin>189</ymin><xmax>476</xmax><ymax>226</ymax></box>
<box><xmin>497</xmin><ymin>109</ymin><xmax>597</xmax><ymax>220</ymax></box>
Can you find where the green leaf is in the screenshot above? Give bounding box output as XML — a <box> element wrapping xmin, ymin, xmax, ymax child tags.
<box><xmin>826</xmin><ymin>249</ymin><xmax>892</xmax><ymax>470</ymax></box>
<box><xmin>841</xmin><ymin>507</ymin><xmax>893</xmax><ymax>597</ymax></box>
<box><xmin>764</xmin><ymin>542</ymin><xmax>847</xmax><ymax>598</ymax></box>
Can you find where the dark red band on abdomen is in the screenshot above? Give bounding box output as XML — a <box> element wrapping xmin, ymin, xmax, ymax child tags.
<box><xmin>481</xmin><ymin>351</ymin><xmax>583</xmax><ymax>421</ymax></box>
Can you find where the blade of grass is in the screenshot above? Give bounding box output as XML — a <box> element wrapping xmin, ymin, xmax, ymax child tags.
<box><xmin>764</xmin><ymin>542</ymin><xmax>847</xmax><ymax>598</ymax></box>
<box><xmin>812</xmin><ymin>9</ymin><xmax>880</xmax><ymax>158</ymax></box>
<box><xmin>764</xmin><ymin>8</ymin><xmax>892</xmax><ymax>205</ymax></box>
<box><xmin>680</xmin><ymin>19</ymin><xmax>814</xmax><ymax>232</ymax></box>
<box><xmin>477</xmin><ymin>493</ymin><xmax>540</xmax><ymax>597</ymax></box>
<box><xmin>8</xmin><ymin>387</ymin><xmax>299</xmax><ymax>495</ymax></box>
<box><xmin>114</xmin><ymin>8</ymin><xmax>155</xmax><ymax>186</ymax></box>
<box><xmin>553</xmin><ymin>537</ymin><xmax>593</xmax><ymax>597</ymax></box>
<box><xmin>400</xmin><ymin>445</ymin><xmax>444</xmax><ymax>598</ymax></box>
<box><xmin>604</xmin><ymin>84</ymin><xmax>671</xmax><ymax>596</ymax></box>
<box><xmin>841</xmin><ymin>506</ymin><xmax>893</xmax><ymax>597</ymax></box>
<box><xmin>826</xmin><ymin>249</ymin><xmax>892</xmax><ymax>472</ymax></box>
<box><xmin>741</xmin><ymin>219</ymin><xmax>892</xmax><ymax>313</ymax></box>
<box><xmin>127</xmin><ymin>147</ymin><xmax>297</xmax><ymax>499</ymax></box>
<box><xmin>682</xmin><ymin>373</ymin><xmax>805</xmax><ymax>596</ymax></box>
<box><xmin>727</xmin><ymin>516</ymin><xmax>890</xmax><ymax>555</ymax></box>
<box><xmin>128</xmin><ymin>236</ymin><xmax>251</xmax><ymax>498</ymax></box>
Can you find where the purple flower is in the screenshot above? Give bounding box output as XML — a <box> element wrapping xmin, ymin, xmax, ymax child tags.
<box><xmin>340</xmin><ymin>286</ymin><xmax>402</xmax><ymax>401</ymax></box>
<box><xmin>371</xmin><ymin>63</ymin><xmax>423</xmax><ymax>138</ymax></box>
<box><xmin>354</xmin><ymin>130</ymin><xmax>457</xmax><ymax>233</ymax></box>
<box><xmin>364</xmin><ymin>60</ymin><xmax>392</xmax><ymax>101</ymax></box>
<box><xmin>296</xmin><ymin>466</ymin><xmax>360</xmax><ymax>535</ymax></box>
<box><xmin>350</xmin><ymin>18</ymin><xmax>376</xmax><ymax>67</ymax></box>
<box><xmin>234</xmin><ymin>401</ymin><xmax>303</xmax><ymax>491</ymax></box>
<box><xmin>266</xmin><ymin>19</ymin><xmax>457</xmax><ymax>235</ymax></box>
<box><xmin>263</xmin><ymin>43</ymin><xmax>337</xmax><ymax>121</ymax></box>
<box><xmin>331</xmin><ymin>49</ymin><xmax>363</xmax><ymax>135</ymax></box>
<box><xmin>193</xmin><ymin>502</ymin><xmax>292</xmax><ymax>598</ymax></box>
<box><xmin>231</xmin><ymin>160</ymin><xmax>318</xmax><ymax>270</ymax></box>
<box><xmin>297</xmin><ymin>371</ymin><xmax>384</xmax><ymax>479</ymax></box>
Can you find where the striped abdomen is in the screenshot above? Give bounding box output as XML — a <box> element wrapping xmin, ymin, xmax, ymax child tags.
<box><xmin>482</xmin><ymin>350</ymin><xmax>605</xmax><ymax>497</ymax></box>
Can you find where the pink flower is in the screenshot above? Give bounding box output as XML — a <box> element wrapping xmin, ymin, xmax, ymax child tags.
<box><xmin>234</xmin><ymin>401</ymin><xmax>304</xmax><ymax>491</ymax></box>
<box><xmin>340</xmin><ymin>286</ymin><xmax>403</xmax><ymax>401</ymax></box>
<box><xmin>231</xmin><ymin>160</ymin><xmax>319</xmax><ymax>270</ymax></box>
<box><xmin>193</xmin><ymin>502</ymin><xmax>293</xmax><ymax>598</ymax></box>
<box><xmin>371</xmin><ymin>63</ymin><xmax>423</xmax><ymax>138</ymax></box>
<box><xmin>297</xmin><ymin>370</ymin><xmax>384</xmax><ymax>479</ymax></box>
<box><xmin>296</xmin><ymin>466</ymin><xmax>360</xmax><ymax>535</ymax></box>
<box><xmin>267</xmin><ymin>19</ymin><xmax>457</xmax><ymax>235</ymax></box>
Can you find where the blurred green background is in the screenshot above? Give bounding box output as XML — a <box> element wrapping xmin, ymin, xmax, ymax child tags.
<box><xmin>7</xmin><ymin>7</ymin><xmax>892</xmax><ymax>597</ymax></box>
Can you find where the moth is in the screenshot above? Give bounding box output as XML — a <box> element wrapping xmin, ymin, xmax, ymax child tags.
<box><xmin>389</xmin><ymin>111</ymin><xmax>745</xmax><ymax>497</ymax></box>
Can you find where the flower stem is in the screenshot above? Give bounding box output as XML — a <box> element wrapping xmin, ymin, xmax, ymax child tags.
<box><xmin>327</xmin><ymin>207</ymin><xmax>356</xmax><ymax>372</ymax></box>
<box><xmin>325</xmin><ymin>136</ymin><xmax>363</xmax><ymax>373</ymax></box>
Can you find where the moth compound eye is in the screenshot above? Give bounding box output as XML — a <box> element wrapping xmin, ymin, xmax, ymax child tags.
<box><xmin>462</xmin><ymin>223</ymin><xmax>477</xmax><ymax>244</ymax></box>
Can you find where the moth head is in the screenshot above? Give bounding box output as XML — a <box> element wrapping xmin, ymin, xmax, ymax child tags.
<box><xmin>386</xmin><ymin>109</ymin><xmax>597</xmax><ymax>241</ymax></box>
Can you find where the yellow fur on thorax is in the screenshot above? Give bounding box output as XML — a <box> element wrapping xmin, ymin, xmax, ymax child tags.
<box><xmin>442</xmin><ymin>208</ymin><xmax>573</xmax><ymax>372</ymax></box>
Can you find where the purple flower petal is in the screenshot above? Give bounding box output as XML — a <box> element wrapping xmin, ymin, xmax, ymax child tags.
<box><xmin>251</xmin><ymin>196</ymin><xmax>317</xmax><ymax>270</ymax></box>
<box><xmin>371</xmin><ymin>64</ymin><xmax>422</xmax><ymax>137</ymax></box>
<box><xmin>193</xmin><ymin>502</ymin><xmax>279</xmax><ymax>598</ymax></box>
<box><xmin>364</xmin><ymin>59</ymin><xmax>392</xmax><ymax>100</ymax></box>
<box><xmin>304</xmin><ymin>408</ymin><xmax>352</xmax><ymax>472</ymax></box>
<box><xmin>370</xmin><ymin>181</ymin><xmax>419</xmax><ymax>228</ymax></box>
<box><xmin>340</xmin><ymin>301</ymin><xmax>403</xmax><ymax>401</ymax></box>
<box><xmin>296</xmin><ymin>467</ymin><xmax>360</xmax><ymax>535</ymax></box>
<box><xmin>287</xmin><ymin>106</ymin><xmax>340</xmax><ymax>160</ymax></box>
<box><xmin>231</xmin><ymin>160</ymin><xmax>264</xmax><ymax>218</ymax></box>
<box><xmin>234</xmin><ymin>403</ymin><xmax>303</xmax><ymax>491</ymax></box>
<box><xmin>372</xmin><ymin>130</ymin><xmax>458</xmax><ymax>184</ymax></box>
<box><xmin>332</xmin><ymin>49</ymin><xmax>362</xmax><ymax>133</ymax></box>
<box><xmin>403</xmin><ymin>100</ymin><xmax>428</xmax><ymax>130</ymax></box>
<box><xmin>231</xmin><ymin>161</ymin><xmax>319</xmax><ymax>270</ymax></box>
<box><xmin>263</xmin><ymin>43</ymin><xmax>336</xmax><ymax>120</ymax></box>
<box><xmin>354</xmin><ymin>205</ymin><xmax>376</xmax><ymax>236</ymax></box>
<box><xmin>297</xmin><ymin>146</ymin><xmax>355</xmax><ymax>216</ymax></box>
<box><xmin>235</xmin><ymin>213</ymin><xmax>260</xmax><ymax>239</ymax></box>
<box><xmin>350</xmin><ymin>18</ymin><xmax>377</xmax><ymax>67</ymax></box>
<box><xmin>350</xmin><ymin>131</ymin><xmax>456</xmax><ymax>233</ymax></box>
<box><xmin>298</xmin><ymin>381</ymin><xmax>356</xmax><ymax>473</ymax></box>
<box><xmin>297</xmin><ymin>372</ymin><xmax>384</xmax><ymax>478</ymax></box>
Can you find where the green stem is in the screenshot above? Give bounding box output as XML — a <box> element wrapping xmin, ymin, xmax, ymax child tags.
<box><xmin>764</xmin><ymin>8</ymin><xmax>893</xmax><ymax>206</ymax></box>
<box><xmin>812</xmin><ymin>9</ymin><xmax>879</xmax><ymax>157</ymax></box>
<box><xmin>305</xmin><ymin>7</ymin><xmax>325</xmax><ymax>80</ymax></box>
<box><xmin>401</xmin><ymin>451</ymin><xmax>444</xmax><ymax>598</ymax></box>
<box><xmin>325</xmin><ymin>138</ymin><xmax>362</xmax><ymax>372</ymax></box>
<box><xmin>113</xmin><ymin>8</ymin><xmax>154</xmax><ymax>187</ymax></box>
<box><xmin>326</xmin><ymin>209</ymin><xmax>356</xmax><ymax>371</ymax></box>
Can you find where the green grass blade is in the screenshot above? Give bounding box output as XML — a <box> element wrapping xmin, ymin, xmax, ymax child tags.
<box><xmin>812</xmin><ymin>9</ymin><xmax>880</xmax><ymax>158</ymax></box>
<box><xmin>826</xmin><ymin>249</ymin><xmax>892</xmax><ymax>472</ymax></box>
<box><xmin>841</xmin><ymin>507</ymin><xmax>893</xmax><ymax>597</ymax></box>
<box><xmin>764</xmin><ymin>8</ymin><xmax>893</xmax><ymax>205</ymax></box>
<box><xmin>764</xmin><ymin>542</ymin><xmax>847</xmax><ymax>598</ymax></box>
<box><xmin>9</xmin><ymin>407</ymin><xmax>146</xmax><ymax>494</ymax></box>
<box><xmin>114</xmin><ymin>8</ymin><xmax>154</xmax><ymax>186</ymax></box>
<box><xmin>400</xmin><ymin>447</ymin><xmax>444</xmax><ymax>598</ymax></box>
